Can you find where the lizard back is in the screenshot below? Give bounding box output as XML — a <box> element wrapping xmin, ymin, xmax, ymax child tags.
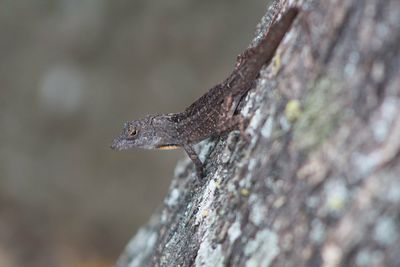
<box><xmin>172</xmin><ymin>7</ymin><xmax>299</xmax><ymax>144</ymax></box>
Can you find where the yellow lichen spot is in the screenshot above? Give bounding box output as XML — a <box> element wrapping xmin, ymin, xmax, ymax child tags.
<box><xmin>273</xmin><ymin>196</ymin><xmax>286</xmax><ymax>208</ymax></box>
<box><xmin>285</xmin><ymin>99</ymin><xmax>302</xmax><ymax>122</ymax></box>
<box><xmin>327</xmin><ymin>195</ymin><xmax>345</xmax><ymax>211</ymax></box>
<box><xmin>202</xmin><ymin>210</ymin><xmax>209</xmax><ymax>218</ymax></box>
<box><xmin>272</xmin><ymin>53</ymin><xmax>281</xmax><ymax>75</ymax></box>
<box><xmin>240</xmin><ymin>188</ymin><xmax>250</xmax><ymax>197</ymax></box>
<box><xmin>215</xmin><ymin>179</ymin><xmax>221</xmax><ymax>189</ymax></box>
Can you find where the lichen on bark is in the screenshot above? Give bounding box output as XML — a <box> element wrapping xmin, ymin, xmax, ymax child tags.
<box><xmin>116</xmin><ymin>0</ymin><xmax>400</xmax><ymax>266</ymax></box>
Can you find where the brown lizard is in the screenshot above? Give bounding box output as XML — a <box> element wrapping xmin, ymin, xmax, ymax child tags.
<box><xmin>111</xmin><ymin>7</ymin><xmax>299</xmax><ymax>177</ymax></box>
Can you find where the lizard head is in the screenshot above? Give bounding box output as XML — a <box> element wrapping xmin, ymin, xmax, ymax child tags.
<box><xmin>111</xmin><ymin>115</ymin><xmax>178</xmax><ymax>150</ymax></box>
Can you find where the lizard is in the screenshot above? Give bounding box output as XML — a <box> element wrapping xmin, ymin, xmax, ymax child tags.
<box><xmin>111</xmin><ymin>7</ymin><xmax>299</xmax><ymax>178</ymax></box>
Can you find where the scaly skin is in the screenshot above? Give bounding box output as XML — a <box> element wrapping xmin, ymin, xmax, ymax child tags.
<box><xmin>111</xmin><ymin>7</ymin><xmax>299</xmax><ymax>178</ymax></box>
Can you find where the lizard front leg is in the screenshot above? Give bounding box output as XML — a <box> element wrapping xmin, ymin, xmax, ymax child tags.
<box><xmin>216</xmin><ymin>115</ymin><xmax>250</xmax><ymax>141</ymax></box>
<box><xmin>183</xmin><ymin>144</ymin><xmax>204</xmax><ymax>178</ymax></box>
<box><xmin>219</xmin><ymin>92</ymin><xmax>252</xmax><ymax>141</ymax></box>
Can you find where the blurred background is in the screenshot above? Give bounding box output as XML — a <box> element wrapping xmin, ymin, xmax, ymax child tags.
<box><xmin>0</xmin><ymin>0</ymin><xmax>266</xmax><ymax>266</ymax></box>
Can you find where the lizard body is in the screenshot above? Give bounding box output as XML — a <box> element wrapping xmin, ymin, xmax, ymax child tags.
<box><xmin>111</xmin><ymin>7</ymin><xmax>299</xmax><ymax>177</ymax></box>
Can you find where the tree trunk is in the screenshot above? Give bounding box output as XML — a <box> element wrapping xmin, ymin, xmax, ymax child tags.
<box><xmin>116</xmin><ymin>0</ymin><xmax>400</xmax><ymax>266</ymax></box>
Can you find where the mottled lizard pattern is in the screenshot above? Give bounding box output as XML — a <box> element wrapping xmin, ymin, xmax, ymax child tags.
<box><xmin>111</xmin><ymin>7</ymin><xmax>299</xmax><ymax>177</ymax></box>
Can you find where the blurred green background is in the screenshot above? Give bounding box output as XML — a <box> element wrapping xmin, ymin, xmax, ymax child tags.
<box><xmin>0</xmin><ymin>0</ymin><xmax>266</xmax><ymax>266</ymax></box>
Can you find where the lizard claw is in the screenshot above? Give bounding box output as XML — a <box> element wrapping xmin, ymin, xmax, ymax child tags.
<box><xmin>195</xmin><ymin>165</ymin><xmax>205</xmax><ymax>179</ymax></box>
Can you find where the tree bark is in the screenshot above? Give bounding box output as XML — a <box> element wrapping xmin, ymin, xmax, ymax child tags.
<box><xmin>116</xmin><ymin>0</ymin><xmax>400</xmax><ymax>266</ymax></box>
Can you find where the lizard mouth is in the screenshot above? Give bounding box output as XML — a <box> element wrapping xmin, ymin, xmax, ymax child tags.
<box><xmin>110</xmin><ymin>135</ymin><xmax>135</xmax><ymax>150</ymax></box>
<box><xmin>110</xmin><ymin>137</ymin><xmax>125</xmax><ymax>150</ymax></box>
<box><xmin>111</xmin><ymin>136</ymin><xmax>171</xmax><ymax>150</ymax></box>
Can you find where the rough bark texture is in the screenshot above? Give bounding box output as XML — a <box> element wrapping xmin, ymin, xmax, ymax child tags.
<box><xmin>116</xmin><ymin>0</ymin><xmax>400</xmax><ymax>266</ymax></box>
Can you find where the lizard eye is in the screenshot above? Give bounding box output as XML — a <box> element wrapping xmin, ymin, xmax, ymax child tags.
<box><xmin>127</xmin><ymin>125</ymin><xmax>138</xmax><ymax>138</ymax></box>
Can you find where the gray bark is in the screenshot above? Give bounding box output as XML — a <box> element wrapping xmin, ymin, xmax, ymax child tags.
<box><xmin>116</xmin><ymin>0</ymin><xmax>400</xmax><ymax>266</ymax></box>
